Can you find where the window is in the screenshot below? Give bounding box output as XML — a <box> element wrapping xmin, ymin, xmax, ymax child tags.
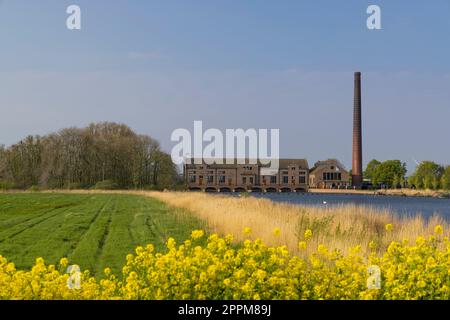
<box><xmin>325</xmin><ymin>172</ymin><xmax>340</xmax><ymax>180</ymax></box>
<box><xmin>282</xmin><ymin>176</ymin><xmax>289</xmax><ymax>184</ymax></box>
<box><xmin>207</xmin><ymin>176</ymin><xmax>214</xmax><ymax>183</ymax></box>
<box><xmin>249</xmin><ymin>177</ymin><xmax>254</xmax><ymax>184</ymax></box>
<box><xmin>299</xmin><ymin>176</ymin><xmax>306</xmax><ymax>184</ymax></box>
<box><xmin>270</xmin><ymin>176</ymin><xmax>277</xmax><ymax>184</ymax></box>
<box><xmin>323</xmin><ymin>172</ymin><xmax>340</xmax><ymax>181</ymax></box>
<box><xmin>189</xmin><ymin>175</ymin><xmax>196</xmax><ymax>183</ymax></box>
<box><xmin>323</xmin><ymin>172</ymin><xmax>342</xmax><ymax>180</ymax></box>
<box><xmin>219</xmin><ymin>176</ymin><xmax>226</xmax><ymax>184</ymax></box>
<box><xmin>242</xmin><ymin>177</ymin><xmax>247</xmax><ymax>184</ymax></box>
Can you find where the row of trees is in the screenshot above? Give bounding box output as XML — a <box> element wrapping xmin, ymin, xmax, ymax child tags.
<box><xmin>408</xmin><ymin>161</ymin><xmax>449</xmax><ymax>190</ymax></box>
<box><xmin>0</xmin><ymin>122</ymin><xmax>179</xmax><ymax>190</ymax></box>
<box><xmin>364</xmin><ymin>159</ymin><xmax>450</xmax><ymax>190</ymax></box>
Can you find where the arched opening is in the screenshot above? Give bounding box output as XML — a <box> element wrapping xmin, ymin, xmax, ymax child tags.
<box><xmin>251</xmin><ymin>187</ymin><xmax>263</xmax><ymax>193</ymax></box>
<box><xmin>219</xmin><ymin>187</ymin><xmax>232</xmax><ymax>193</ymax></box>
<box><xmin>265</xmin><ymin>187</ymin><xmax>278</xmax><ymax>193</ymax></box>
<box><xmin>280</xmin><ymin>187</ymin><xmax>292</xmax><ymax>193</ymax></box>
<box><xmin>205</xmin><ymin>187</ymin><xmax>217</xmax><ymax>193</ymax></box>
<box><xmin>234</xmin><ymin>187</ymin><xmax>246</xmax><ymax>193</ymax></box>
<box><xmin>189</xmin><ymin>187</ymin><xmax>202</xmax><ymax>192</ymax></box>
<box><xmin>295</xmin><ymin>187</ymin><xmax>307</xmax><ymax>193</ymax></box>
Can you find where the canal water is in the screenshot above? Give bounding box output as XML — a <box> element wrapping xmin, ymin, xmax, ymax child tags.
<box><xmin>235</xmin><ymin>193</ymin><xmax>450</xmax><ymax>220</ymax></box>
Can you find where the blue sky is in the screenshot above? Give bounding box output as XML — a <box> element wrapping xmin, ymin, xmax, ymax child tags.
<box><xmin>0</xmin><ymin>0</ymin><xmax>449</xmax><ymax>172</ymax></box>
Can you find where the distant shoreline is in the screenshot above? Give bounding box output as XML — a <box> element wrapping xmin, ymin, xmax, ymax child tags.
<box><xmin>1</xmin><ymin>188</ymin><xmax>449</xmax><ymax>199</ymax></box>
<box><xmin>308</xmin><ymin>188</ymin><xmax>450</xmax><ymax>199</ymax></box>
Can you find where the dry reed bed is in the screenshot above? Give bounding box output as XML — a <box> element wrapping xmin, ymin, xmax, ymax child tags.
<box><xmin>146</xmin><ymin>191</ymin><xmax>449</xmax><ymax>255</ymax></box>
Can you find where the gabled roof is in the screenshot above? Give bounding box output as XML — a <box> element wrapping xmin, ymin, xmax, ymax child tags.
<box><xmin>310</xmin><ymin>159</ymin><xmax>348</xmax><ymax>173</ymax></box>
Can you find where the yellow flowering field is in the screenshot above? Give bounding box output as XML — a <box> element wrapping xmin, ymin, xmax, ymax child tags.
<box><xmin>1</xmin><ymin>226</ymin><xmax>449</xmax><ymax>300</ymax></box>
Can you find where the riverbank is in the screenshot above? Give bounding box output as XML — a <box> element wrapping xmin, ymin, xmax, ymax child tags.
<box><xmin>309</xmin><ymin>188</ymin><xmax>450</xmax><ymax>198</ymax></box>
<box><xmin>2</xmin><ymin>187</ymin><xmax>449</xmax><ymax>198</ymax></box>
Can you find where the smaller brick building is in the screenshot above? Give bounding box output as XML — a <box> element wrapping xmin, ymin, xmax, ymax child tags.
<box><xmin>308</xmin><ymin>159</ymin><xmax>350</xmax><ymax>189</ymax></box>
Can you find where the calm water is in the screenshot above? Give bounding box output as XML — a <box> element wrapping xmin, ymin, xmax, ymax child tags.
<box><xmin>231</xmin><ymin>193</ymin><xmax>450</xmax><ymax>220</ymax></box>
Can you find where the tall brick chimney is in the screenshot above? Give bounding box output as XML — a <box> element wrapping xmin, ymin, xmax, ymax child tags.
<box><xmin>352</xmin><ymin>72</ymin><xmax>363</xmax><ymax>187</ymax></box>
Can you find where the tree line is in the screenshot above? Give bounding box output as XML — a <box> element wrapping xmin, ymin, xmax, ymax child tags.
<box><xmin>364</xmin><ymin>159</ymin><xmax>450</xmax><ymax>190</ymax></box>
<box><xmin>0</xmin><ymin>122</ymin><xmax>179</xmax><ymax>190</ymax></box>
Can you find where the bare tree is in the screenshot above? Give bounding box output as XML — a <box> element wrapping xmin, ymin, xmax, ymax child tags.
<box><xmin>0</xmin><ymin>122</ymin><xmax>178</xmax><ymax>190</ymax></box>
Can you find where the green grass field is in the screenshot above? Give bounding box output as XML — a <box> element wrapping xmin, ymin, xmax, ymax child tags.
<box><xmin>0</xmin><ymin>193</ymin><xmax>206</xmax><ymax>275</ymax></box>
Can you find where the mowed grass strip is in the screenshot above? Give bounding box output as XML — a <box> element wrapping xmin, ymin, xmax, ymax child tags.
<box><xmin>0</xmin><ymin>193</ymin><xmax>207</xmax><ymax>276</ymax></box>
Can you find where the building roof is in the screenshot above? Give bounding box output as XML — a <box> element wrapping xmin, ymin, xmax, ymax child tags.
<box><xmin>272</xmin><ymin>159</ymin><xmax>309</xmax><ymax>169</ymax></box>
<box><xmin>310</xmin><ymin>159</ymin><xmax>348</xmax><ymax>174</ymax></box>
<box><xmin>185</xmin><ymin>158</ymin><xmax>309</xmax><ymax>169</ymax></box>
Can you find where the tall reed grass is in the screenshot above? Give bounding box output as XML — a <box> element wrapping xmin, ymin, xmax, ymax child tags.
<box><xmin>147</xmin><ymin>191</ymin><xmax>449</xmax><ymax>255</ymax></box>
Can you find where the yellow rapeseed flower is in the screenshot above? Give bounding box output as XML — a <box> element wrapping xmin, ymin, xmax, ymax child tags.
<box><xmin>434</xmin><ymin>225</ymin><xmax>443</xmax><ymax>235</ymax></box>
<box><xmin>273</xmin><ymin>228</ymin><xmax>281</xmax><ymax>237</ymax></box>
<box><xmin>0</xmin><ymin>229</ymin><xmax>449</xmax><ymax>300</ymax></box>
<box><xmin>59</xmin><ymin>257</ymin><xmax>69</xmax><ymax>267</ymax></box>
<box><xmin>243</xmin><ymin>227</ymin><xmax>252</xmax><ymax>235</ymax></box>
<box><xmin>304</xmin><ymin>229</ymin><xmax>313</xmax><ymax>240</ymax></box>
<box><xmin>298</xmin><ymin>241</ymin><xmax>307</xmax><ymax>250</ymax></box>
<box><xmin>385</xmin><ymin>224</ymin><xmax>393</xmax><ymax>232</ymax></box>
<box><xmin>191</xmin><ymin>230</ymin><xmax>205</xmax><ymax>240</ymax></box>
